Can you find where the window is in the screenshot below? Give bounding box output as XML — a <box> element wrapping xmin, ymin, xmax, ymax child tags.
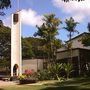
<box><xmin>13</xmin><ymin>14</ymin><xmax>18</xmax><ymax>23</ymax></box>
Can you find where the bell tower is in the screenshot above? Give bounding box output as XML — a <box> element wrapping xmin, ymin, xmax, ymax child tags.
<box><xmin>11</xmin><ymin>11</ymin><xmax>22</xmax><ymax>76</ymax></box>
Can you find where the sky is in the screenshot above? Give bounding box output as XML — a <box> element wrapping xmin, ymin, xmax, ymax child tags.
<box><xmin>0</xmin><ymin>0</ymin><xmax>90</xmax><ymax>42</ymax></box>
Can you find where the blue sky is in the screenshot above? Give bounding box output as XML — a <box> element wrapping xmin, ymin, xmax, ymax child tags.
<box><xmin>0</xmin><ymin>0</ymin><xmax>90</xmax><ymax>42</ymax></box>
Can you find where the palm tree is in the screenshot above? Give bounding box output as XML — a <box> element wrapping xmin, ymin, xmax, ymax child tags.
<box><xmin>63</xmin><ymin>63</ymin><xmax>73</xmax><ymax>79</ymax></box>
<box><xmin>63</xmin><ymin>17</ymin><xmax>79</xmax><ymax>62</ymax></box>
<box><xmin>34</xmin><ymin>14</ymin><xmax>62</xmax><ymax>62</ymax></box>
<box><xmin>48</xmin><ymin>63</ymin><xmax>63</xmax><ymax>80</ymax></box>
<box><xmin>64</xmin><ymin>17</ymin><xmax>79</xmax><ymax>41</ymax></box>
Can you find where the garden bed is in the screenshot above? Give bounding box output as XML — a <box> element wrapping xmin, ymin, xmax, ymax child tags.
<box><xmin>19</xmin><ymin>79</ymin><xmax>37</xmax><ymax>84</ymax></box>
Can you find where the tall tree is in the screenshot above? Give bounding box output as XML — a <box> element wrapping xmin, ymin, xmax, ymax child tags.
<box><xmin>63</xmin><ymin>17</ymin><xmax>79</xmax><ymax>62</ymax></box>
<box><xmin>34</xmin><ymin>14</ymin><xmax>62</xmax><ymax>61</ymax></box>
<box><xmin>0</xmin><ymin>20</ymin><xmax>11</xmax><ymax>73</ymax></box>
<box><xmin>22</xmin><ymin>37</ymin><xmax>49</xmax><ymax>59</ymax></box>
<box><xmin>64</xmin><ymin>17</ymin><xmax>79</xmax><ymax>41</ymax></box>
<box><xmin>0</xmin><ymin>20</ymin><xmax>11</xmax><ymax>60</ymax></box>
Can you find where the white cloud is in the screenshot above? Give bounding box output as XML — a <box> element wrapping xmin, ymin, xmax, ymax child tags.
<box><xmin>52</xmin><ymin>0</ymin><xmax>90</xmax><ymax>22</ymax></box>
<box><xmin>3</xmin><ymin>16</ymin><xmax>11</xmax><ymax>27</ymax></box>
<box><xmin>73</xmin><ymin>14</ymin><xmax>85</xmax><ymax>22</ymax></box>
<box><xmin>3</xmin><ymin>9</ymin><xmax>43</xmax><ymax>27</ymax></box>
<box><xmin>20</xmin><ymin>9</ymin><xmax>43</xmax><ymax>26</ymax></box>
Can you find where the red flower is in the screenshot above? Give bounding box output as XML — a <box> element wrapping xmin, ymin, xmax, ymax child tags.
<box><xmin>24</xmin><ymin>69</ymin><xmax>34</xmax><ymax>76</ymax></box>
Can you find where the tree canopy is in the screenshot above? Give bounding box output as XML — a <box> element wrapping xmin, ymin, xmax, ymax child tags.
<box><xmin>22</xmin><ymin>38</ymin><xmax>34</xmax><ymax>59</ymax></box>
<box><xmin>82</xmin><ymin>23</ymin><xmax>90</xmax><ymax>46</ymax></box>
<box><xmin>82</xmin><ymin>34</ymin><xmax>90</xmax><ymax>46</ymax></box>
<box><xmin>34</xmin><ymin>14</ymin><xmax>62</xmax><ymax>61</ymax></box>
<box><xmin>0</xmin><ymin>0</ymin><xmax>11</xmax><ymax>15</ymax></box>
<box><xmin>0</xmin><ymin>20</ymin><xmax>11</xmax><ymax>73</ymax></box>
<box><xmin>62</xmin><ymin>0</ymin><xmax>85</xmax><ymax>2</ymax></box>
<box><xmin>63</xmin><ymin>17</ymin><xmax>79</xmax><ymax>41</ymax></box>
<box><xmin>0</xmin><ymin>0</ymin><xmax>11</xmax><ymax>9</ymax></box>
<box><xmin>0</xmin><ymin>20</ymin><xmax>11</xmax><ymax>60</ymax></box>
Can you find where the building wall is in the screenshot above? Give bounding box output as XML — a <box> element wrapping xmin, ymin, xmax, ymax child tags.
<box><xmin>57</xmin><ymin>48</ymin><xmax>90</xmax><ymax>76</ymax></box>
<box><xmin>67</xmin><ymin>34</ymin><xmax>90</xmax><ymax>49</ymax></box>
<box><xmin>69</xmin><ymin>36</ymin><xmax>84</xmax><ymax>48</ymax></box>
<box><xmin>57</xmin><ymin>33</ymin><xmax>90</xmax><ymax>60</ymax></box>
<box><xmin>56</xmin><ymin>33</ymin><xmax>90</xmax><ymax>76</ymax></box>
<box><xmin>57</xmin><ymin>49</ymin><xmax>79</xmax><ymax>60</ymax></box>
<box><xmin>22</xmin><ymin>59</ymin><xmax>44</xmax><ymax>73</ymax></box>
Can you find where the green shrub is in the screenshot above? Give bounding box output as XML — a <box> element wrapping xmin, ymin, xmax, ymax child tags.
<box><xmin>62</xmin><ymin>63</ymin><xmax>73</xmax><ymax>79</ymax></box>
<box><xmin>48</xmin><ymin>63</ymin><xmax>63</xmax><ymax>80</ymax></box>
<box><xmin>37</xmin><ymin>63</ymin><xmax>64</xmax><ymax>81</ymax></box>
<box><xmin>37</xmin><ymin>69</ymin><xmax>51</xmax><ymax>81</ymax></box>
<box><xmin>37</xmin><ymin>63</ymin><xmax>73</xmax><ymax>81</ymax></box>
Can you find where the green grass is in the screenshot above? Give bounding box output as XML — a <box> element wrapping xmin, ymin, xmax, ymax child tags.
<box><xmin>1</xmin><ymin>78</ymin><xmax>90</xmax><ymax>90</ymax></box>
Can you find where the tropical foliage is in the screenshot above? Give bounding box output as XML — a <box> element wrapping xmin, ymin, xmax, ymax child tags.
<box><xmin>37</xmin><ymin>63</ymin><xmax>73</xmax><ymax>81</ymax></box>
<box><xmin>82</xmin><ymin>33</ymin><xmax>90</xmax><ymax>46</ymax></box>
<box><xmin>0</xmin><ymin>20</ymin><xmax>11</xmax><ymax>74</ymax></box>
<box><xmin>37</xmin><ymin>69</ymin><xmax>50</xmax><ymax>80</ymax></box>
<box><xmin>0</xmin><ymin>0</ymin><xmax>11</xmax><ymax>15</ymax></box>
<box><xmin>48</xmin><ymin>63</ymin><xmax>63</xmax><ymax>80</ymax></box>
<box><xmin>34</xmin><ymin>14</ymin><xmax>62</xmax><ymax>61</ymax></box>
<box><xmin>29</xmin><ymin>37</ymin><xmax>48</xmax><ymax>59</ymax></box>
<box><xmin>63</xmin><ymin>17</ymin><xmax>79</xmax><ymax>41</ymax></box>
<box><xmin>63</xmin><ymin>17</ymin><xmax>79</xmax><ymax>62</ymax></box>
<box><xmin>62</xmin><ymin>63</ymin><xmax>73</xmax><ymax>79</ymax></box>
<box><xmin>22</xmin><ymin>38</ymin><xmax>34</xmax><ymax>59</ymax></box>
<box><xmin>82</xmin><ymin>23</ymin><xmax>90</xmax><ymax>46</ymax></box>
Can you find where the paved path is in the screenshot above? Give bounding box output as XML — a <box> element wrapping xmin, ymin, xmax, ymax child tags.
<box><xmin>0</xmin><ymin>80</ymin><xmax>16</xmax><ymax>87</ymax></box>
<box><xmin>0</xmin><ymin>80</ymin><xmax>59</xmax><ymax>87</ymax></box>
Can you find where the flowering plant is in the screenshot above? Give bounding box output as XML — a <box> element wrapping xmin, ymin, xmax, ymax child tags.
<box><xmin>24</xmin><ymin>69</ymin><xmax>33</xmax><ymax>76</ymax></box>
<box><xmin>19</xmin><ymin>69</ymin><xmax>38</xmax><ymax>84</ymax></box>
<box><xmin>19</xmin><ymin>74</ymin><xmax>27</xmax><ymax>80</ymax></box>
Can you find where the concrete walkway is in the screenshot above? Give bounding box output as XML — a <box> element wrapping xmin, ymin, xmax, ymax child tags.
<box><xmin>0</xmin><ymin>80</ymin><xmax>16</xmax><ymax>87</ymax></box>
<box><xmin>0</xmin><ymin>80</ymin><xmax>59</xmax><ymax>87</ymax></box>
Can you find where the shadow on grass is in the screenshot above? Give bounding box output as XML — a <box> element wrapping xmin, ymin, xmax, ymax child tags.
<box><xmin>41</xmin><ymin>78</ymin><xmax>90</xmax><ymax>90</ymax></box>
<box><xmin>44</xmin><ymin>78</ymin><xmax>90</xmax><ymax>86</ymax></box>
<box><xmin>40</xmin><ymin>86</ymin><xmax>90</xmax><ymax>90</ymax></box>
<box><xmin>40</xmin><ymin>86</ymin><xmax>78</xmax><ymax>90</ymax></box>
<box><xmin>0</xmin><ymin>88</ymin><xmax>4</xmax><ymax>90</ymax></box>
<box><xmin>59</xmin><ymin>78</ymin><xmax>90</xmax><ymax>85</ymax></box>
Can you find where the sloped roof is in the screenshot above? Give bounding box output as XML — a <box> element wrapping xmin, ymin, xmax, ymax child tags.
<box><xmin>57</xmin><ymin>32</ymin><xmax>90</xmax><ymax>52</ymax></box>
<box><xmin>66</xmin><ymin>32</ymin><xmax>90</xmax><ymax>43</ymax></box>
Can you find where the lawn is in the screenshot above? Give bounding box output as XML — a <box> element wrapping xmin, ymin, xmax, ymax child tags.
<box><xmin>1</xmin><ymin>78</ymin><xmax>90</xmax><ymax>90</ymax></box>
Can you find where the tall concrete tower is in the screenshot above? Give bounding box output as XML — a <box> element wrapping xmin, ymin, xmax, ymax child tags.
<box><xmin>11</xmin><ymin>11</ymin><xmax>22</xmax><ymax>76</ymax></box>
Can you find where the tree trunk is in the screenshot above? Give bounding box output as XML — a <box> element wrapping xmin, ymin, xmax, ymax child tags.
<box><xmin>69</xmin><ymin>32</ymin><xmax>72</xmax><ymax>63</ymax></box>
